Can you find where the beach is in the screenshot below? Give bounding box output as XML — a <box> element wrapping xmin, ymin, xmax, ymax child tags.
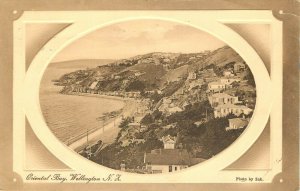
<box><xmin>39</xmin><ymin>63</ymin><xmax>141</xmax><ymax>152</ymax></box>
<box><xmin>65</xmin><ymin>93</ymin><xmax>140</xmax><ymax>152</ymax></box>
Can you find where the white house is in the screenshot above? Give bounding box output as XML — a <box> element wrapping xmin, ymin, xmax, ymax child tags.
<box><xmin>167</xmin><ymin>106</ymin><xmax>183</xmax><ymax>114</ymax></box>
<box><xmin>234</xmin><ymin>62</ymin><xmax>246</xmax><ymax>72</ymax></box>
<box><xmin>122</xmin><ymin>79</ymin><xmax>129</xmax><ymax>85</ymax></box>
<box><xmin>213</xmin><ymin>103</ymin><xmax>253</xmax><ymax>118</ymax></box>
<box><xmin>207</xmin><ymin>81</ymin><xmax>227</xmax><ymax>92</ymax></box>
<box><xmin>188</xmin><ymin>79</ymin><xmax>204</xmax><ymax>91</ymax></box>
<box><xmin>125</xmin><ymin>91</ymin><xmax>141</xmax><ymax>98</ymax></box>
<box><xmin>162</xmin><ymin>98</ymin><xmax>172</xmax><ymax>104</ymax></box>
<box><xmin>114</xmin><ymin>75</ymin><xmax>121</xmax><ymax>79</ymax></box>
<box><xmin>208</xmin><ymin>93</ymin><xmax>240</xmax><ymax>107</ymax></box>
<box><xmin>89</xmin><ymin>81</ymin><xmax>98</xmax><ymax>90</ymax></box>
<box><xmin>220</xmin><ymin>78</ymin><xmax>240</xmax><ymax>85</ymax></box>
<box><xmin>135</xmin><ymin>72</ymin><xmax>145</xmax><ymax>77</ymax></box>
<box><xmin>144</xmin><ymin>149</ymin><xmax>190</xmax><ymax>173</ymax></box>
<box><xmin>226</xmin><ymin>118</ymin><xmax>249</xmax><ymax>131</ymax></box>
<box><xmin>162</xmin><ymin>124</ymin><xmax>176</xmax><ymax>130</ymax></box>
<box><xmin>162</xmin><ymin>135</ymin><xmax>176</xmax><ymax>149</ymax></box>
<box><xmin>144</xmin><ymin>135</ymin><xmax>188</xmax><ymax>173</ymax></box>
<box><xmin>223</xmin><ymin>70</ymin><xmax>234</xmax><ymax>77</ymax></box>
<box><xmin>145</xmin><ymin>89</ymin><xmax>163</xmax><ymax>95</ymax></box>
<box><xmin>143</xmin><ymin>135</ymin><xmax>205</xmax><ymax>173</ymax></box>
<box><xmin>128</xmin><ymin>122</ymin><xmax>141</xmax><ymax>129</ymax></box>
<box><xmin>187</xmin><ymin>71</ymin><xmax>197</xmax><ymax>80</ymax></box>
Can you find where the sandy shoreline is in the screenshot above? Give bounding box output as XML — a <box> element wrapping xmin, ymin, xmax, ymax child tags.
<box><xmin>66</xmin><ymin>92</ymin><xmax>139</xmax><ymax>152</ymax></box>
<box><xmin>66</xmin><ymin>92</ymin><xmax>131</xmax><ymax>102</ymax></box>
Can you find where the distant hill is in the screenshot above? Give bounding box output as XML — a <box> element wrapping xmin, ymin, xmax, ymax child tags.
<box><xmin>55</xmin><ymin>45</ymin><xmax>246</xmax><ymax>93</ymax></box>
<box><xmin>49</xmin><ymin>59</ymin><xmax>115</xmax><ymax>69</ymax></box>
<box><xmin>193</xmin><ymin>46</ymin><xmax>243</xmax><ymax>68</ymax></box>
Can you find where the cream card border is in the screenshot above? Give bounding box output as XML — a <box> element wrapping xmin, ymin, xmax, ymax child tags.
<box><xmin>13</xmin><ymin>10</ymin><xmax>282</xmax><ymax>183</ymax></box>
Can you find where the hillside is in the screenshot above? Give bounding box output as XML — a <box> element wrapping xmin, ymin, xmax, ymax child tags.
<box><xmin>54</xmin><ymin>45</ymin><xmax>246</xmax><ymax>94</ymax></box>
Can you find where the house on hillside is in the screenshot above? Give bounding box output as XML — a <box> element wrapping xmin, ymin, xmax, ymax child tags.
<box><xmin>204</xmin><ymin>76</ymin><xmax>218</xmax><ymax>83</ymax></box>
<box><xmin>187</xmin><ymin>71</ymin><xmax>197</xmax><ymax>80</ymax></box>
<box><xmin>234</xmin><ymin>62</ymin><xmax>246</xmax><ymax>72</ymax></box>
<box><xmin>208</xmin><ymin>93</ymin><xmax>240</xmax><ymax>107</ymax></box>
<box><xmin>213</xmin><ymin>103</ymin><xmax>252</xmax><ymax>118</ymax></box>
<box><xmin>188</xmin><ymin>79</ymin><xmax>204</xmax><ymax>91</ymax></box>
<box><xmin>162</xmin><ymin>98</ymin><xmax>172</xmax><ymax>104</ymax></box>
<box><xmin>226</xmin><ymin>118</ymin><xmax>249</xmax><ymax>131</ymax></box>
<box><xmin>207</xmin><ymin>81</ymin><xmax>227</xmax><ymax>93</ymax></box>
<box><xmin>145</xmin><ymin>89</ymin><xmax>162</xmax><ymax>95</ymax></box>
<box><xmin>162</xmin><ymin>135</ymin><xmax>176</xmax><ymax>149</ymax></box>
<box><xmin>135</xmin><ymin>72</ymin><xmax>145</xmax><ymax>77</ymax></box>
<box><xmin>143</xmin><ymin>135</ymin><xmax>205</xmax><ymax>173</ymax></box>
<box><xmin>166</xmin><ymin>106</ymin><xmax>183</xmax><ymax>115</ymax></box>
<box><xmin>89</xmin><ymin>81</ymin><xmax>98</xmax><ymax>90</ymax></box>
<box><xmin>96</xmin><ymin>76</ymin><xmax>105</xmax><ymax>81</ymax></box>
<box><xmin>162</xmin><ymin>123</ymin><xmax>176</xmax><ymax>130</ymax></box>
<box><xmin>144</xmin><ymin>149</ymin><xmax>190</xmax><ymax>173</ymax></box>
<box><xmin>220</xmin><ymin>78</ymin><xmax>240</xmax><ymax>85</ymax></box>
<box><xmin>125</xmin><ymin>91</ymin><xmax>141</xmax><ymax>98</ymax></box>
<box><xmin>128</xmin><ymin>122</ymin><xmax>141</xmax><ymax>129</ymax></box>
<box><xmin>114</xmin><ymin>75</ymin><xmax>121</xmax><ymax>79</ymax></box>
<box><xmin>223</xmin><ymin>70</ymin><xmax>234</xmax><ymax>77</ymax></box>
<box><xmin>181</xmin><ymin>101</ymin><xmax>190</xmax><ymax>109</ymax></box>
<box><xmin>122</xmin><ymin>79</ymin><xmax>130</xmax><ymax>85</ymax></box>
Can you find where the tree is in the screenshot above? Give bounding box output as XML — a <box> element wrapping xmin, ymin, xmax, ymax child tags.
<box><xmin>126</xmin><ymin>80</ymin><xmax>146</xmax><ymax>91</ymax></box>
<box><xmin>150</xmin><ymin>92</ymin><xmax>162</xmax><ymax>103</ymax></box>
<box><xmin>243</xmin><ymin>68</ymin><xmax>256</xmax><ymax>87</ymax></box>
<box><xmin>231</xmin><ymin>81</ymin><xmax>239</xmax><ymax>88</ymax></box>
<box><xmin>140</xmin><ymin>138</ymin><xmax>163</xmax><ymax>152</ymax></box>
<box><xmin>224</xmin><ymin>61</ymin><xmax>236</xmax><ymax>70</ymax></box>
<box><xmin>119</xmin><ymin>117</ymin><xmax>132</xmax><ymax>128</ymax></box>
<box><xmin>140</xmin><ymin>114</ymin><xmax>154</xmax><ymax>125</ymax></box>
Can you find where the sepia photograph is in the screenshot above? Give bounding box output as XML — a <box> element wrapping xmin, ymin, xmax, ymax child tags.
<box><xmin>39</xmin><ymin>19</ymin><xmax>256</xmax><ymax>174</ymax></box>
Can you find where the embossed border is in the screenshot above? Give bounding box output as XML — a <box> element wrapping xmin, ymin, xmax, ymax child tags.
<box><xmin>0</xmin><ymin>0</ymin><xmax>298</xmax><ymax>190</ymax></box>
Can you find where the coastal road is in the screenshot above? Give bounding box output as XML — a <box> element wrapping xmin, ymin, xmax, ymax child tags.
<box><xmin>68</xmin><ymin>97</ymin><xmax>140</xmax><ymax>152</ymax></box>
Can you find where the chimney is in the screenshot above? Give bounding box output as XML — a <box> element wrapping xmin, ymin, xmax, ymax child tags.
<box><xmin>120</xmin><ymin>161</ymin><xmax>126</xmax><ymax>171</ymax></box>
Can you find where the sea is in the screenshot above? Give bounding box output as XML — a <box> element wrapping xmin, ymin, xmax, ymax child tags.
<box><xmin>39</xmin><ymin>60</ymin><xmax>125</xmax><ymax>144</ymax></box>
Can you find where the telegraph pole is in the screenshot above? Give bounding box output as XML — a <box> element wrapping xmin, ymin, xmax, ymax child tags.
<box><xmin>102</xmin><ymin>120</ymin><xmax>104</xmax><ymax>133</ymax></box>
<box><xmin>86</xmin><ymin>128</ymin><xmax>89</xmax><ymax>146</ymax></box>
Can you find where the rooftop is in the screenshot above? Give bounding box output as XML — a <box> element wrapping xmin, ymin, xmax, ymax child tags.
<box><xmin>210</xmin><ymin>93</ymin><xmax>235</xmax><ymax>98</ymax></box>
<box><xmin>145</xmin><ymin>149</ymin><xmax>191</xmax><ymax>165</ymax></box>
<box><xmin>215</xmin><ymin>103</ymin><xmax>251</xmax><ymax>109</ymax></box>
<box><xmin>229</xmin><ymin>118</ymin><xmax>249</xmax><ymax>127</ymax></box>
<box><xmin>208</xmin><ymin>81</ymin><xmax>224</xmax><ymax>85</ymax></box>
<box><xmin>128</xmin><ymin>122</ymin><xmax>141</xmax><ymax>126</ymax></box>
<box><xmin>162</xmin><ymin>135</ymin><xmax>176</xmax><ymax>143</ymax></box>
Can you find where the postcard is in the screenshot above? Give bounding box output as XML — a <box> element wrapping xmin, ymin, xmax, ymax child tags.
<box><xmin>0</xmin><ymin>1</ymin><xmax>299</xmax><ymax>190</ymax></box>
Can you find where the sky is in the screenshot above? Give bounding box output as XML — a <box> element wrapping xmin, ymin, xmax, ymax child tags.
<box><xmin>52</xmin><ymin>20</ymin><xmax>226</xmax><ymax>62</ymax></box>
